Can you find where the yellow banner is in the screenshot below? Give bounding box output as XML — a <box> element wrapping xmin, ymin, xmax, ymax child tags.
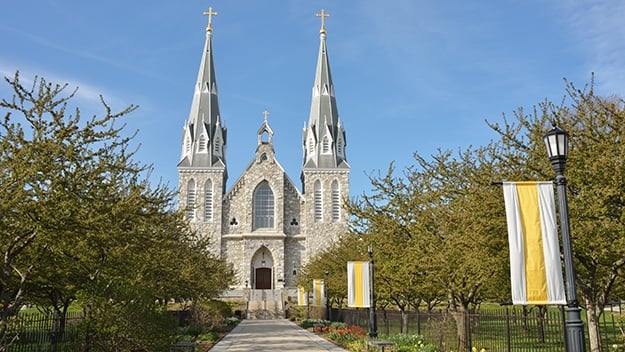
<box><xmin>312</xmin><ymin>279</ymin><xmax>325</xmax><ymax>306</ymax></box>
<box><xmin>297</xmin><ymin>286</ymin><xmax>308</xmax><ymax>306</ymax></box>
<box><xmin>347</xmin><ymin>261</ymin><xmax>370</xmax><ymax>308</ymax></box>
<box><xmin>503</xmin><ymin>181</ymin><xmax>565</xmax><ymax>305</ymax></box>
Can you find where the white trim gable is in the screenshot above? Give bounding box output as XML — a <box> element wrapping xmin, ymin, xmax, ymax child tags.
<box><xmin>182</xmin><ymin>126</ymin><xmax>193</xmax><ymax>159</ymax></box>
<box><xmin>306</xmin><ymin>128</ymin><xmax>316</xmax><ymax>161</ymax></box>
<box><xmin>321</xmin><ymin>125</ymin><xmax>334</xmax><ymax>155</ymax></box>
<box><xmin>214</xmin><ymin>119</ymin><xmax>225</xmax><ymax>157</ymax></box>
<box><xmin>336</xmin><ymin>129</ymin><xmax>345</xmax><ymax>159</ymax></box>
<box><xmin>197</xmin><ymin>123</ymin><xmax>210</xmax><ymax>153</ymax></box>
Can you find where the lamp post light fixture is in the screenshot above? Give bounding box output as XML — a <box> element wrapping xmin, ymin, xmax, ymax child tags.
<box><xmin>543</xmin><ymin>124</ymin><xmax>586</xmax><ymax>352</ymax></box>
<box><xmin>368</xmin><ymin>245</ymin><xmax>378</xmax><ymax>338</ymax></box>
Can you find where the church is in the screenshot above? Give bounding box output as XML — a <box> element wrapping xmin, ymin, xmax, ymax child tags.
<box><xmin>177</xmin><ymin>8</ymin><xmax>350</xmax><ymax>291</ymax></box>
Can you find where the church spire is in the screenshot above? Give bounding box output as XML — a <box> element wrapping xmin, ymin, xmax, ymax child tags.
<box><xmin>302</xmin><ymin>9</ymin><xmax>348</xmax><ymax>170</ymax></box>
<box><xmin>178</xmin><ymin>7</ymin><xmax>227</xmax><ymax>171</ymax></box>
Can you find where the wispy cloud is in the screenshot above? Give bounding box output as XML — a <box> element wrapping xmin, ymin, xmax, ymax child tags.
<box><xmin>0</xmin><ymin>20</ymin><xmax>173</xmax><ymax>87</ymax></box>
<box><xmin>553</xmin><ymin>0</ymin><xmax>625</xmax><ymax>94</ymax></box>
<box><xmin>0</xmin><ymin>59</ymin><xmax>128</xmax><ymax>115</ymax></box>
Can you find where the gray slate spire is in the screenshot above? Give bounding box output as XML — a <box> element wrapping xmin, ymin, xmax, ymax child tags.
<box><xmin>179</xmin><ymin>8</ymin><xmax>227</xmax><ymax>171</ymax></box>
<box><xmin>302</xmin><ymin>11</ymin><xmax>348</xmax><ymax>170</ymax></box>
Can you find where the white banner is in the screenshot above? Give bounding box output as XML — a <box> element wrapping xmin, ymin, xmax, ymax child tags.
<box><xmin>503</xmin><ymin>181</ymin><xmax>565</xmax><ymax>305</ymax></box>
<box><xmin>347</xmin><ymin>261</ymin><xmax>370</xmax><ymax>308</ymax></box>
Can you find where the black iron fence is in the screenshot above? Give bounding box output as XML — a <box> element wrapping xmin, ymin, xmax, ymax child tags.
<box><xmin>4</xmin><ymin>303</ymin><xmax>624</xmax><ymax>351</ymax></box>
<box><xmin>3</xmin><ymin>310</ymin><xmax>83</xmax><ymax>352</ymax></box>
<box><xmin>331</xmin><ymin>303</ymin><xmax>625</xmax><ymax>351</ymax></box>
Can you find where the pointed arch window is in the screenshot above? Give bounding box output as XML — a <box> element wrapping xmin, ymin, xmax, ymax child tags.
<box><xmin>186</xmin><ymin>179</ymin><xmax>196</xmax><ymax>220</ymax></box>
<box><xmin>331</xmin><ymin>181</ymin><xmax>340</xmax><ymax>222</ymax></box>
<box><xmin>198</xmin><ymin>134</ymin><xmax>207</xmax><ymax>152</ymax></box>
<box><xmin>254</xmin><ymin>182</ymin><xmax>274</xmax><ymax>229</ymax></box>
<box><xmin>322</xmin><ymin>136</ymin><xmax>331</xmax><ymax>154</ymax></box>
<box><xmin>204</xmin><ymin>179</ymin><xmax>213</xmax><ymax>221</ymax></box>
<box><xmin>314</xmin><ymin>180</ymin><xmax>322</xmax><ymax>222</ymax></box>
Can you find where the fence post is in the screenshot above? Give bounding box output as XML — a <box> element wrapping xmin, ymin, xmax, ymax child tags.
<box><xmin>505</xmin><ymin>307</ymin><xmax>511</xmax><ymax>352</ymax></box>
<box><xmin>384</xmin><ymin>310</ymin><xmax>389</xmax><ymax>336</ymax></box>
<box><xmin>50</xmin><ymin>310</ymin><xmax>60</xmax><ymax>352</ymax></box>
<box><xmin>417</xmin><ymin>310</ymin><xmax>421</xmax><ymax>336</ymax></box>
<box><xmin>560</xmin><ymin>305</ymin><xmax>568</xmax><ymax>350</ymax></box>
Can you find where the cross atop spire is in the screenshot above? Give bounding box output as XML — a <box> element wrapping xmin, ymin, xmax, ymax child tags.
<box><xmin>262</xmin><ymin>109</ymin><xmax>270</xmax><ymax>123</ymax></box>
<box><xmin>316</xmin><ymin>9</ymin><xmax>330</xmax><ymax>34</ymax></box>
<box><xmin>203</xmin><ymin>7</ymin><xmax>218</xmax><ymax>32</ymax></box>
<box><xmin>179</xmin><ymin>6</ymin><xmax>227</xmax><ymax>170</ymax></box>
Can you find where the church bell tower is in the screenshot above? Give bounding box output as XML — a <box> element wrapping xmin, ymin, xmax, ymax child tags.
<box><xmin>177</xmin><ymin>8</ymin><xmax>227</xmax><ymax>250</ymax></box>
<box><xmin>301</xmin><ymin>9</ymin><xmax>350</xmax><ymax>261</ymax></box>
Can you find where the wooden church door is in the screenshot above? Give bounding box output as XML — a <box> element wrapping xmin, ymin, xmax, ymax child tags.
<box><xmin>255</xmin><ymin>268</ymin><xmax>272</xmax><ymax>289</ymax></box>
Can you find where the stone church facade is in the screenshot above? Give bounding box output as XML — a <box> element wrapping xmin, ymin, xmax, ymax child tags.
<box><xmin>177</xmin><ymin>9</ymin><xmax>349</xmax><ymax>290</ymax></box>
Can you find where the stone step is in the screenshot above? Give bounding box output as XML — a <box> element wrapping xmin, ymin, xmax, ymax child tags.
<box><xmin>246</xmin><ymin>290</ymin><xmax>285</xmax><ymax>319</ymax></box>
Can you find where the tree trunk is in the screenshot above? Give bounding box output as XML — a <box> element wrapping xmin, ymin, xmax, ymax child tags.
<box><xmin>452</xmin><ymin>305</ymin><xmax>470</xmax><ymax>351</ymax></box>
<box><xmin>585</xmin><ymin>299</ymin><xmax>602</xmax><ymax>352</ymax></box>
<box><xmin>400</xmin><ymin>309</ymin><xmax>409</xmax><ymax>334</ymax></box>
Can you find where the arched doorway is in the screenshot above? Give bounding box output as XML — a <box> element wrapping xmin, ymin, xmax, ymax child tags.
<box><xmin>251</xmin><ymin>246</ymin><xmax>274</xmax><ymax>289</ymax></box>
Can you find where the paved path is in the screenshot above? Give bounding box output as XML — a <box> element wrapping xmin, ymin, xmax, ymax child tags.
<box><xmin>209</xmin><ymin>319</ymin><xmax>347</xmax><ymax>352</ymax></box>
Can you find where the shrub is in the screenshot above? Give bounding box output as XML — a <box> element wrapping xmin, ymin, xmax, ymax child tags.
<box><xmin>189</xmin><ymin>300</ymin><xmax>233</xmax><ymax>332</ymax></box>
<box><xmin>77</xmin><ymin>299</ymin><xmax>177</xmax><ymax>351</ymax></box>
<box><xmin>301</xmin><ymin>319</ymin><xmax>330</xmax><ymax>329</ymax></box>
<box><xmin>199</xmin><ymin>331</ymin><xmax>220</xmax><ymax>342</ymax></box>
<box><xmin>178</xmin><ymin>325</ymin><xmax>203</xmax><ymax>339</ymax></box>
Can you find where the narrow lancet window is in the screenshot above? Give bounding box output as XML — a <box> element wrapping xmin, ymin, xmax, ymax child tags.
<box><xmin>331</xmin><ymin>180</ymin><xmax>340</xmax><ymax>222</ymax></box>
<box><xmin>314</xmin><ymin>180</ymin><xmax>322</xmax><ymax>222</ymax></box>
<box><xmin>254</xmin><ymin>182</ymin><xmax>274</xmax><ymax>229</ymax></box>
<box><xmin>186</xmin><ymin>179</ymin><xmax>196</xmax><ymax>220</ymax></box>
<box><xmin>204</xmin><ymin>179</ymin><xmax>213</xmax><ymax>221</ymax></box>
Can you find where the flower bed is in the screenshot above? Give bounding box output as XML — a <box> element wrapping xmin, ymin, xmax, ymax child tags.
<box><xmin>301</xmin><ymin>319</ymin><xmax>439</xmax><ymax>352</ymax></box>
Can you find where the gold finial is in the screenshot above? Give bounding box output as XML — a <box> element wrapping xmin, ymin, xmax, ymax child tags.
<box><xmin>316</xmin><ymin>9</ymin><xmax>330</xmax><ymax>34</ymax></box>
<box><xmin>262</xmin><ymin>109</ymin><xmax>270</xmax><ymax>123</ymax></box>
<box><xmin>203</xmin><ymin>7</ymin><xmax>218</xmax><ymax>32</ymax></box>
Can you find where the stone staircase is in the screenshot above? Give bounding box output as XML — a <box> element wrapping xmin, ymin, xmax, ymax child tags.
<box><xmin>246</xmin><ymin>289</ymin><xmax>285</xmax><ymax>319</ymax></box>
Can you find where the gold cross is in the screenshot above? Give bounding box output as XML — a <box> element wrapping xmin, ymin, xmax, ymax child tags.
<box><xmin>262</xmin><ymin>109</ymin><xmax>270</xmax><ymax>122</ymax></box>
<box><xmin>203</xmin><ymin>7</ymin><xmax>218</xmax><ymax>32</ymax></box>
<box><xmin>316</xmin><ymin>9</ymin><xmax>330</xmax><ymax>33</ymax></box>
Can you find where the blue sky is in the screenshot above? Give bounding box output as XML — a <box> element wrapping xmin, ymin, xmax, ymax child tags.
<box><xmin>2</xmin><ymin>1</ymin><xmax>624</xmax><ymax>198</ymax></box>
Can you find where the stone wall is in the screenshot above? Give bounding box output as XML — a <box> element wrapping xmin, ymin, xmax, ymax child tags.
<box><xmin>178</xmin><ymin>168</ymin><xmax>226</xmax><ymax>253</ymax></box>
<box><xmin>301</xmin><ymin>169</ymin><xmax>350</xmax><ymax>264</ymax></box>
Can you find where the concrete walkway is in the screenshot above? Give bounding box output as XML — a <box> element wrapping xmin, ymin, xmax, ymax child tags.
<box><xmin>209</xmin><ymin>319</ymin><xmax>348</xmax><ymax>352</ymax></box>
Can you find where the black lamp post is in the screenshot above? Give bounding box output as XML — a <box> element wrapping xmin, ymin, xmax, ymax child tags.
<box><xmin>325</xmin><ymin>270</ymin><xmax>330</xmax><ymax>321</ymax></box>
<box><xmin>543</xmin><ymin>124</ymin><xmax>586</xmax><ymax>352</ymax></box>
<box><xmin>368</xmin><ymin>245</ymin><xmax>378</xmax><ymax>338</ymax></box>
